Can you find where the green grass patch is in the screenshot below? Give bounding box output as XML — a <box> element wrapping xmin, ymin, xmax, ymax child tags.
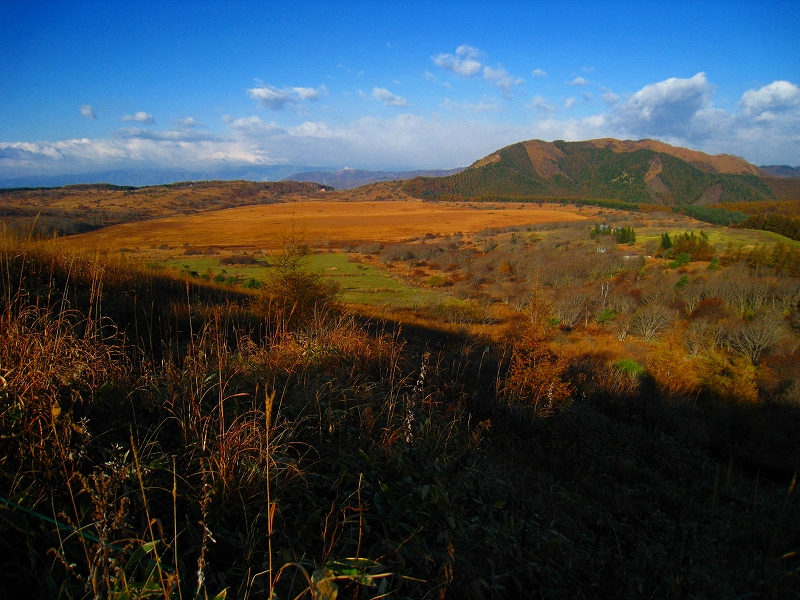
<box><xmin>164</xmin><ymin>252</ymin><xmax>442</xmax><ymax>308</ymax></box>
<box><xmin>614</xmin><ymin>358</ymin><xmax>645</xmax><ymax>375</ymax></box>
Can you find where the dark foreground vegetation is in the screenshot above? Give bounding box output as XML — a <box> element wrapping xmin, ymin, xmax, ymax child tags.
<box><xmin>1</xmin><ymin>227</ymin><xmax>800</xmax><ymax>599</ymax></box>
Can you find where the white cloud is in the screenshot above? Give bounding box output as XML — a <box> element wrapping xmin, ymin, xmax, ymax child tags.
<box><xmin>483</xmin><ymin>65</ymin><xmax>524</xmax><ymax>97</ymax></box>
<box><xmin>564</xmin><ymin>97</ymin><xmax>577</xmax><ymax>110</ymax></box>
<box><xmin>4</xmin><ymin>76</ymin><xmax>800</xmax><ymax>180</ymax></box>
<box><xmin>114</xmin><ymin>127</ymin><xmax>217</xmax><ymax>142</ymax></box>
<box><xmin>247</xmin><ymin>84</ymin><xmax>327</xmax><ymax>109</ymax></box>
<box><xmin>80</xmin><ymin>105</ymin><xmax>96</xmax><ymax>120</ymax></box>
<box><xmin>740</xmin><ymin>80</ymin><xmax>800</xmax><ymax>117</ymax></box>
<box><xmin>570</xmin><ymin>77</ymin><xmax>587</xmax><ymax>86</ymax></box>
<box><xmin>434</xmin><ymin>46</ymin><xmax>525</xmax><ymax>99</ymax></box>
<box><xmin>224</xmin><ymin>115</ymin><xmax>285</xmax><ymax>134</ymax></box>
<box><xmin>531</xmin><ymin>69</ymin><xmax>547</xmax><ymax>78</ymax></box>
<box><xmin>611</xmin><ymin>72</ymin><xmax>712</xmax><ymax>137</ymax></box>
<box><xmin>433</xmin><ymin>44</ymin><xmax>483</xmax><ymax>77</ymax></box>
<box><xmin>442</xmin><ymin>98</ymin><xmax>503</xmax><ymax>113</ymax></box>
<box><xmin>602</xmin><ymin>91</ymin><xmax>620</xmax><ymax>106</ymax></box>
<box><xmin>527</xmin><ymin>95</ymin><xmax>555</xmax><ymax>117</ymax></box>
<box><xmin>175</xmin><ymin>117</ymin><xmax>200</xmax><ymax>128</ymax></box>
<box><xmin>372</xmin><ymin>87</ymin><xmax>409</xmax><ymax>107</ymax></box>
<box><xmin>120</xmin><ymin>111</ymin><xmax>154</xmax><ymax>125</ymax></box>
<box><xmin>423</xmin><ymin>70</ymin><xmax>438</xmax><ymax>82</ymax></box>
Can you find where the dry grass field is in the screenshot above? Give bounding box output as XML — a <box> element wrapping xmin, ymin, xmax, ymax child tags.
<box><xmin>64</xmin><ymin>199</ymin><xmax>594</xmax><ymax>253</ymax></box>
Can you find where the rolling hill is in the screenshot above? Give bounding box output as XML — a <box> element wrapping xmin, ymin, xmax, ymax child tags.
<box><xmin>402</xmin><ymin>138</ymin><xmax>798</xmax><ymax>205</ymax></box>
<box><xmin>0</xmin><ymin>179</ymin><xmax>330</xmax><ymax>235</ymax></box>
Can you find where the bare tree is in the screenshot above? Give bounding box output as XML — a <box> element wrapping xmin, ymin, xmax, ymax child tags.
<box><xmin>640</xmin><ymin>282</ymin><xmax>673</xmax><ymax>306</ymax></box>
<box><xmin>608</xmin><ymin>290</ymin><xmax>637</xmax><ymax>314</ymax></box>
<box><xmin>772</xmin><ymin>280</ymin><xmax>800</xmax><ymax>312</ymax></box>
<box><xmin>677</xmin><ymin>280</ymin><xmax>706</xmax><ymax>314</ymax></box>
<box><xmin>684</xmin><ymin>317</ymin><xmax>729</xmax><ymax>355</ymax></box>
<box><xmin>554</xmin><ymin>293</ymin><xmax>593</xmax><ymax>330</ymax></box>
<box><xmin>747</xmin><ymin>280</ymin><xmax>773</xmax><ymax>312</ymax></box>
<box><xmin>614</xmin><ymin>313</ymin><xmax>633</xmax><ymax>341</ymax></box>
<box><xmin>632</xmin><ymin>304</ymin><xmax>675</xmax><ymax>342</ymax></box>
<box><xmin>721</xmin><ymin>279</ymin><xmax>750</xmax><ymax>314</ymax></box>
<box><xmin>727</xmin><ymin>311</ymin><xmax>786</xmax><ymax>363</ymax></box>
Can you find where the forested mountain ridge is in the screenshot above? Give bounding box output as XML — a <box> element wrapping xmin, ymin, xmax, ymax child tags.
<box><xmin>402</xmin><ymin>138</ymin><xmax>792</xmax><ymax>205</ymax></box>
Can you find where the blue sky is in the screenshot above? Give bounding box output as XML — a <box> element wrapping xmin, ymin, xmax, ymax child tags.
<box><xmin>2</xmin><ymin>0</ymin><xmax>799</xmax><ymax>180</ymax></box>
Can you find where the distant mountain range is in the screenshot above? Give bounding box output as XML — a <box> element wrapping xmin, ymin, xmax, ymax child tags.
<box><xmin>0</xmin><ymin>165</ymin><xmax>464</xmax><ymax>190</ymax></box>
<box><xmin>0</xmin><ymin>165</ymin><xmax>336</xmax><ymax>189</ymax></box>
<box><xmin>283</xmin><ymin>168</ymin><xmax>465</xmax><ymax>190</ymax></box>
<box><xmin>401</xmin><ymin>138</ymin><xmax>800</xmax><ymax>205</ymax></box>
<box><xmin>2</xmin><ymin>140</ymin><xmax>798</xmax><ymax>200</ymax></box>
<box><xmin>759</xmin><ymin>165</ymin><xmax>800</xmax><ymax>178</ymax></box>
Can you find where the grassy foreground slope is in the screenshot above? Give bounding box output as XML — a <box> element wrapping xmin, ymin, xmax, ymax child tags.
<box><xmin>1</xmin><ymin>228</ymin><xmax>799</xmax><ymax>599</ymax></box>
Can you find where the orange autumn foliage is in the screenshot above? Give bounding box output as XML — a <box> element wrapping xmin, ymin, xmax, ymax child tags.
<box><xmin>504</xmin><ymin>323</ymin><xmax>572</xmax><ymax>417</ymax></box>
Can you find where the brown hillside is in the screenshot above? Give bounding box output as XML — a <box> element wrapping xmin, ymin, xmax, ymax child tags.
<box><xmin>763</xmin><ymin>176</ymin><xmax>800</xmax><ymax>200</ymax></box>
<box><xmin>582</xmin><ymin>138</ymin><xmax>760</xmax><ymax>175</ymax></box>
<box><xmin>522</xmin><ymin>140</ymin><xmax>567</xmax><ymax>178</ymax></box>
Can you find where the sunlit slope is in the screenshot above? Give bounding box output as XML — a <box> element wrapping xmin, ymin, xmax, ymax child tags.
<box><xmin>65</xmin><ymin>200</ymin><xmax>589</xmax><ymax>250</ymax></box>
<box><xmin>402</xmin><ymin>138</ymin><xmax>777</xmax><ymax>205</ymax></box>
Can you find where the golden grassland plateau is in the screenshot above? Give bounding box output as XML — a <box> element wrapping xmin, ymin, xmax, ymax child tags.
<box><xmin>63</xmin><ymin>199</ymin><xmax>593</xmax><ymax>253</ymax></box>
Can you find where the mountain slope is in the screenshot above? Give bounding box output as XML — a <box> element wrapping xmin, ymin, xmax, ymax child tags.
<box><xmin>402</xmin><ymin>138</ymin><xmax>776</xmax><ymax>205</ymax></box>
<box><xmin>760</xmin><ymin>165</ymin><xmax>800</xmax><ymax>178</ymax></box>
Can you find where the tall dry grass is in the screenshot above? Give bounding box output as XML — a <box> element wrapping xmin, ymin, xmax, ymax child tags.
<box><xmin>1</xmin><ymin>226</ymin><xmax>799</xmax><ymax>599</ymax></box>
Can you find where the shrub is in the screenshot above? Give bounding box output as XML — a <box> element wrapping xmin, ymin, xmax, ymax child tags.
<box><xmin>220</xmin><ymin>254</ymin><xmax>259</xmax><ymax>265</ymax></box>
<box><xmin>254</xmin><ymin>233</ymin><xmax>339</xmax><ymax>329</ymax></box>
<box><xmin>504</xmin><ymin>323</ymin><xmax>572</xmax><ymax>417</ymax></box>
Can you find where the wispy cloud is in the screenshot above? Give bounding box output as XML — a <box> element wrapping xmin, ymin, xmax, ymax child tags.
<box><xmin>442</xmin><ymin>98</ymin><xmax>503</xmax><ymax>113</ymax></box>
<box><xmin>564</xmin><ymin>97</ymin><xmax>577</xmax><ymax>110</ymax></box>
<box><xmin>531</xmin><ymin>69</ymin><xmax>547</xmax><ymax>78</ymax></box>
<box><xmin>80</xmin><ymin>105</ymin><xmax>96</xmax><ymax>120</ymax></box>
<box><xmin>483</xmin><ymin>66</ymin><xmax>524</xmax><ymax>97</ymax></box>
<box><xmin>433</xmin><ymin>45</ymin><xmax>483</xmax><ymax>77</ymax></box>
<box><xmin>372</xmin><ymin>87</ymin><xmax>409</xmax><ymax>107</ymax></box>
<box><xmin>247</xmin><ymin>84</ymin><xmax>327</xmax><ymax>110</ymax></box>
<box><xmin>433</xmin><ymin>45</ymin><xmax>524</xmax><ymax>98</ymax></box>
<box><xmin>115</xmin><ymin>127</ymin><xmax>216</xmax><ymax>142</ymax></box>
<box><xmin>602</xmin><ymin>91</ymin><xmax>620</xmax><ymax>106</ymax></box>
<box><xmin>570</xmin><ymin>77</ymin><xmax>587</xmax><ymax>86</ymax></box>
<box><xmin>175</xmin><ymin>117</ymin><xmax>200</xmax><ymax>128</ymax></box>
<box><xmin>527</xmin><ymin>95</ymin><xmax>555</xmax><ymax>117</ymax></box>
<box><xmin>120</xmin><ymin>111</ymin><xmax>154</xmax><ymax>125</ymax></box>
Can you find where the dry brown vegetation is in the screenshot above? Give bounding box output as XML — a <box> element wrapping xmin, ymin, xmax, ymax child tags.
<box><xmin>60</xmin><ymin>199</ymin><xmax>592</xmax><ymax>255</ymax></box>
<box><xmin>3</xmin><ymin>129</ymin><xmax>800</xmax><ymax>599</ymax></box>
<box><xmin>2</xmin><ymin>192</ymin><xmax>800</xmax><ymax>598</ymax></box>
<box><xmin>0</xmin><ymin>180</ymin><xmax>328</xmax><ymax>235</ymax></box>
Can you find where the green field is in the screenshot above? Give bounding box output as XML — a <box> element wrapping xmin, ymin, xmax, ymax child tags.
<box><xmin>163</xmin><ymin>251</ymin><xmax>442</xmax><ymax>307</ymax></box>
<box><xmin>636</xmin><ymin>225</ymin><xmax>800</xmax><ymax>253</ymax></box>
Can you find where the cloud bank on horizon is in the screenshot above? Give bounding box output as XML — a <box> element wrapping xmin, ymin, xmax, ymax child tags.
<box><xmin>1</xmin><ymin>2</ymin><xmax>798</xmax><ymax>180</ymax></box>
